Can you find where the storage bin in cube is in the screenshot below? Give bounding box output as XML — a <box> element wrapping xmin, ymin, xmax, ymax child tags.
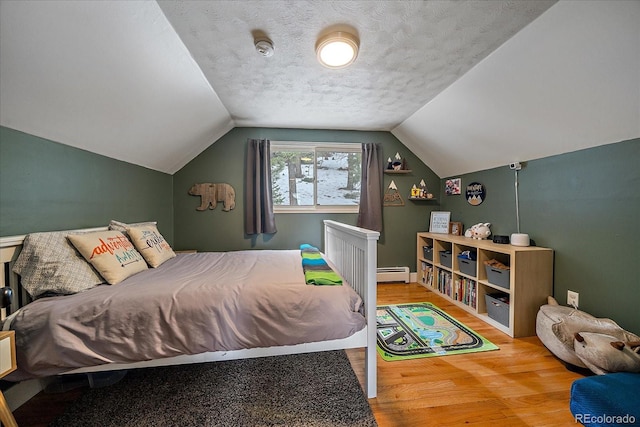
<box><xmin>485</xmin><ymin>293</ymin><xmax>509</xmax><ymax>327</ymax></box>
<box><xmin>439</xmin><ymin>251</ymin><xmax>452</xmax><ymax>268</ymax></box>
<box><xmin>458</xmin><ymin>257</ymin><xmax>477</xmax><ymax>277</ymax></box>
<box><xmin>422</xmin><ymin>246</ymin><xmax>433</xmax><ymax>261</ymax></box>
<box><xmin>485</xmin><ymin>265</ymin><xmax>510</xmax><ymax>289</ymax></box>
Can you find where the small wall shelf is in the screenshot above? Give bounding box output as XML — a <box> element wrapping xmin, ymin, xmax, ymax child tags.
<box><xmin>384</xmin><ymin>170</ymin><xmax>412</xmax><ymax>174</ymax></box>
<box><xmin>409</xmin><ymin>197</ymin><xmax>437</xmax><ymax>202</ymax></box>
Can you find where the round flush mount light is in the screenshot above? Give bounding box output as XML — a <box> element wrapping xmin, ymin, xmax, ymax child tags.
<box><xmin>316</xmin><ymin>31</ymin><xmax>359</xmax><ymax>69</ymax></box>
<box><xmin>255</xmin><ymin>37</ymin><xmax>274</xmax><ymax>57</ymax></box>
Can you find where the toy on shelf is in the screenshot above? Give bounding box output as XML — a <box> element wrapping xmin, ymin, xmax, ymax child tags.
<box><xmin>410</xmin><ymin>179</ymin><xmax>434</xmax><ymax>199</ymax></box>
<box><xmin>465</xmin><ymin>222</ymin><xmax>492</xmax><ymax>240</ymax></box>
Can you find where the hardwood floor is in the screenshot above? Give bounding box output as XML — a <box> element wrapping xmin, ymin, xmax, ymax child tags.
<box><xmin>347</xmin><ymin>283</ymin><xmax>585</xmax><ymax>427</ymax></box>
<box><xmin>11</xmin><ymin>283</ymin><xmax>585</xmax><ymax>426</ymax></box>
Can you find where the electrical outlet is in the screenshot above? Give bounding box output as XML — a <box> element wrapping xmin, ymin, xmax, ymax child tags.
<box><xmin>567</xmin><ymin>290</ymin><xmax>579</xmax><ymax>308</ymax></box>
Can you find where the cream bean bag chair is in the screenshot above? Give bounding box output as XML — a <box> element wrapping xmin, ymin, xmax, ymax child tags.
<box><xmin>536</xmin><ymin>297</ymin><xmax>640</xmax><ymax>374</ymax></box>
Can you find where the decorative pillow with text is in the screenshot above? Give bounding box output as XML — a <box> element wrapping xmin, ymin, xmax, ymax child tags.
<box><xmin>126</xmin><ymin>224</ymin><xmax>176</xmax><ymax>268</ymax></box>
<box><xmin>67</xmin><ymin>231</ymin><xmax>148</xmax><ymax>284</ymax></box>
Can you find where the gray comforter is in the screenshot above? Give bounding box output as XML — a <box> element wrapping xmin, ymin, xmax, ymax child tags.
<box><xmin>6</xmin><ymin>250</ymin><xmax>366</xmax><ymax>380</ymax></box>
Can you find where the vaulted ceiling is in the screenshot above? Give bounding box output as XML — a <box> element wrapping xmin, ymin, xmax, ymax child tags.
<box><xmin>1</xmin><ymin>1</ymin><xmax>638</xmax><ymax>176</ymax></box>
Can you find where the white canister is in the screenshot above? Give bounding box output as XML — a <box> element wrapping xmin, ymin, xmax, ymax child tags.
<box><xmin>510</xmin><ymin>233</ymin><xmax>530</xmax><ymax>247</ymax></box>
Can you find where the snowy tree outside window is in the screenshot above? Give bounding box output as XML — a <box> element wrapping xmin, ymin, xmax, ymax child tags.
<box><xmin>270</xmin><ymin>142</ymin><xmax>362</xmax><ymax>213</ymax></box>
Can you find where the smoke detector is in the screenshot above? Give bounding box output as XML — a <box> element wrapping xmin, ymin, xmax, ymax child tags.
<box><xmin>255</xmin><ymin>37</ymin><xmax>274</xmax><ymax>57</ymax></box>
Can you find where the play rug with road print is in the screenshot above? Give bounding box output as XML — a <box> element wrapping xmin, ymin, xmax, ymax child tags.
<box><xmin>376</xmin><ymin>302</ymin><xmax>498</xmax><ymax>361</ymax></box>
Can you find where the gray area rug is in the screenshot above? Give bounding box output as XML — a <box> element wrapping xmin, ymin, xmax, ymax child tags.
<box><xmin>50</xmin><ymin>350</ymin><xmax>377</xmax><ymax>427</ymax></box>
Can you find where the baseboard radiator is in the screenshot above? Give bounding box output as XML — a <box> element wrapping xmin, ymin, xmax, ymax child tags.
<box><xmin>376</xmin><ymin>267</ymin><xmax>410</xmax><ymax>283</ymax></box>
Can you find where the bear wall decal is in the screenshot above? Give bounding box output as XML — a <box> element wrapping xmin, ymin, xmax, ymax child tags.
<box><xmin>188</xmin><ymin>183</ymin><xmax>236</xmax><ymax>212</ymax></box>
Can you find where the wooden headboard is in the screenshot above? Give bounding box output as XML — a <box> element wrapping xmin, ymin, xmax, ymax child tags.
<box><xmin>0</xmin><ymin>227</ymin><xmax>108</xmax><ymax>320</ymax></box>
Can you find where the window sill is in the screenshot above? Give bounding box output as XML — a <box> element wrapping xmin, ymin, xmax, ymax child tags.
<box><xmin>274</xmin><ymin>206</ymin><xmax>359</xmax><ymax>214</ymax></box>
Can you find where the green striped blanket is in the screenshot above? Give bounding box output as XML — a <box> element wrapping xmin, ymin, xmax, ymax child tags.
<box><xmin>300</xmin><ymin>244</ymin><xmax>342</xmax><ymax>285</ymax></box>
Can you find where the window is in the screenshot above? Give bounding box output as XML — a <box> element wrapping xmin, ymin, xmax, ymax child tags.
<box><xmin>270</xmin><ymin>142</ymin><xmax>362</xmax><ymax>213</ymax></box>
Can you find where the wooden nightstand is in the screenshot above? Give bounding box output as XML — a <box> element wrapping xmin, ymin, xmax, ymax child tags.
<box><xmin>0</xmin><ymin>331</ymin><xmax>18</xmax><ymax>427</ymax></box>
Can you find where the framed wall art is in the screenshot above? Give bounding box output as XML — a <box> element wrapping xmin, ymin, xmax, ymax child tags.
<box><xmin>466</xmin><ymin>182</ymin><xmax>486</xmax><ymax>205</ymax></box>
<box><xmin>445</xmin><ymin>178</ymin><xmax>461</xmax><ymax>195</ymax></box>
<box><xmin>383</xmin><ymin>180</ymin><xmax>404</xmax><ymax>206</ymax></box>
<box><xmin>429</xmin><ymin>211</ymin><xmax>451</xmax><ymax>234</ymax></box>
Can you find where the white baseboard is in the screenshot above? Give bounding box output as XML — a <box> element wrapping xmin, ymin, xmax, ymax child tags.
<box><xmin>376</xmin><ymin>267</ymin><xmax>410</xmax><ymax>283</ymax></box>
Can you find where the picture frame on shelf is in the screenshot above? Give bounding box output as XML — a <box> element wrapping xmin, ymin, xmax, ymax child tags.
<box><xmin>429</xmin><ymin>211</ymin><xmax>451</xmax><ymax>234</ymax></box>
<box><xmin>449</xmin><ymin>221</ymin><xmax>463</xmax><ymax>236</ymax></box>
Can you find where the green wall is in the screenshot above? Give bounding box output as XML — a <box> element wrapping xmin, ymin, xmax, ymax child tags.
<box><xmin>440</xmin><ymin>138</ymin><xmax>640</xmax><ymax>334</ymax></box>
<box><xmin>0</xmin><ymin>126</ymin><xmax>174</xmax><ymax>240</ymax></box>
<box><xmin>173</xmin><ymin>127</ymin><xmax>440</xmax><ymax>269</ymax></box>
<box><xmin>5</xmin><ymin>124</ymin><xmax>636</xmax><ymax>334</ymax></box>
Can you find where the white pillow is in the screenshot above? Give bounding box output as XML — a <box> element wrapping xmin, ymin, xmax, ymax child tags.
<box><xmin>108</xmin><ymin>219</ymin><xmax>156</xmax><ymax>236</ymax></box>
<box><xmin>126</xmin><ymin>224</ymin><xmax>176</xmax><ymax>268</ymax></box>
<box><xmin>67</xmin><ymin>231</ymin><xmax>148</xmax><ymax>284</ymax></box>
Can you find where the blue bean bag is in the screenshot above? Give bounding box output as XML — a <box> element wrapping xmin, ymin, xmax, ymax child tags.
<box><xmin>570</xmin><ymin>372</ymin><xmax>640</xmax><ymax>426</ymax></box>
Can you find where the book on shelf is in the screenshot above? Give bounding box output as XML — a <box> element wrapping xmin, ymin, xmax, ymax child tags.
<box><xmin>421</xmin><ymin>261</ymin><xmax>434</xmax><ymax>287</ymax></box>
<box><xmin>453</xmin><ymin>277</ymin><xmax>477</xmax><ymax>308</ymax></box>
<box><xmin>437</xmin><ymin>270</ymin><xmax>452</xmax><ymax>297</ymax></box>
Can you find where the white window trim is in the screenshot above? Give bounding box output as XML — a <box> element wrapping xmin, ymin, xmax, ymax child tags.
<box><xmin>271</xmin><ymin>141</ymin><xmax>361</xmax><ymax>214</ymax></box>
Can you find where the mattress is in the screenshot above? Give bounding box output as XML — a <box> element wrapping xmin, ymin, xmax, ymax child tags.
<box><xmin>5</xmin><ymin>250</ymin><xmax>366</xmax><ymax>380</ymax></box>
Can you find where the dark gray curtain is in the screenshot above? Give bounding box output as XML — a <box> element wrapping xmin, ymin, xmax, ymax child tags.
<box><xmin>245</xmin><ymin>139</ymin><xmax>277</xmax><ymax>235</ymax></box>
<box><xmin>357</xmin><ymin>143</ymin><xmax>383</xmax><ymax>232</ymax></box>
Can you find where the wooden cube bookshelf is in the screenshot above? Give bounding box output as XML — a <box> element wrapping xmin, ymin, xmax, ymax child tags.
<box><xmin>417</xmin><ymin>232</ymin><xmax>553</xmax><ymax>337</ymax></box>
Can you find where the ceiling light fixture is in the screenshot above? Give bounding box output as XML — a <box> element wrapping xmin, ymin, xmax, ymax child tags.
<box><xmin>316</xmin><ymin>31</ymin><xmax>359</xmax><ymax>69</ymax></box>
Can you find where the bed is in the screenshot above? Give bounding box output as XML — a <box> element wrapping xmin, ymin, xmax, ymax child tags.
<box><xmin>0</xmin><ymin>219</ymin><xmax>379</xmax><ymax>402</ymax></box>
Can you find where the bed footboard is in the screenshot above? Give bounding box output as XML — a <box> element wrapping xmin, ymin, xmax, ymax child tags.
<box><xmin>323</xmin><ymin>220</ymin><xmax>379</xmax><ymax>398</ymax></box>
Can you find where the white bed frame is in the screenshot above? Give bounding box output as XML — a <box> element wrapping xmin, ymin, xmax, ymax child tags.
<box><xmin>0</xmin><ymin>219</ymin><xmax>379</xmax><ymax>407</ymax></box>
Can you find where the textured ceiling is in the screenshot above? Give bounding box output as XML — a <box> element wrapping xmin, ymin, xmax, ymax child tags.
<box><xmin>1</xmin><ymin>1</ymin><xmax>637</xmax><ymax>176</ymax></box>
<box><xmin>158</xmin><ymin>0</ymin><xmax>556</xmax><ymax>131</ymax></box>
